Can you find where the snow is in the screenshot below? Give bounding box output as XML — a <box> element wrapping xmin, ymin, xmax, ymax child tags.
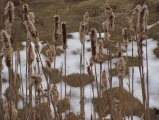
<box><xmin>1</xmin><ymin>30</ymin><xmax>159</xmax><ymax>119</ymax></box>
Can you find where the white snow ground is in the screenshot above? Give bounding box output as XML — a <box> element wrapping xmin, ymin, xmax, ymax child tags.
<box><xmin>1</xmin><ymin>21</ymin><xmax>159</xmax><ymax>119</ymax></box>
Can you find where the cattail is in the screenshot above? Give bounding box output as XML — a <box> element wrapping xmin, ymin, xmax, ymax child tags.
<box><xmin>62</xmin><ymin>22</ymin><xmax>68</xmax><ymax>49</ymax></box>
<box><xmin>101</xmin><ymin>70</ymin><xmax>108</xmax><ymax>87</ymax></box>
<box><xmin>4</xmin><ymin>1</ymin><xmax>15</xmax><ymax>24</ymax></box>
<box><xmin>5</xmin><ymin>20</ymin><xmax>12</xmax><ymax>36</ymax></box>
<box><xmin>122</xmin><ymin>28</ymin><xmax>128</xmax><ymax>50</ymax></box>
<box><xmin>27</xmin><ymin>42</ymin><xmax>35</xmax><ymax>67</ymax></box>
<box><xmin>53</xmin><ymin>15</ymin><xmax>60</xmax><ymax>42</ymax></box>
<box><xmin>4</xmin><ymin>47</ymin><xmax>12</xmax><ymax>67</ymax></box>
<box><xmin>131</xmin><ymin>5</ymin><xmax>141</xmax><ymax>33</ymax></box>
<box><xmin>23</xmin><ymin>4</ymin><xmax>29</xmax><ymax>21</ymax></box>
<box><xmin>1</xmin><ymin>30</ymin><xmax>11</xmax><ymax>47</ymax></box>
<box><xmin>102</xmin><ymin>21</ymin><xmax>109</xmax><ymax>33</ymax></box>
<box><xmin>137</xmin><ymin>36</ymin><xmax>143</xmax><ymax>55</ymax></box>
<box><xmin>117</xmin><ymin>56</ymin><xmax>126</xmax><ymax>80</ymax></box>
<box><xmin>83</xmin><ymin>11</ymin><xmax>89</xmax><ymax>24</ymax></box>
<box><xmin>127</xmin><ymin>17</ymin><xmax>135</xmax><ymax>41</ymax></box>
<box><xmin>98</xmin><ymin>39</ymin><xmax>103</xmax><ymax>60</ymax></box>
<box><xmin>89</xmin><ymin>28</ymin><xmax>98</xmax><ymax>60</ymax></box>
<box><xmin>3</xmin><ymin>100</ymin><xmax>18</xmax><ymax>120</ymax></box>
<box><xmin>50</xmin><ymin>84</ymin><xmax>59</xmax><ymax>106</ymax></box>
<box><xmin>139</xmin><ymin>4</ymin><xmax>149</xmax><ymax>35</ymax></box>
<box><xmin>104</xmin><ymin>2</ymin><xmax>115</xmax><ymax>29</ymax></box>
<box><xmin>45</xmin><ymin>57</ymin><xmax>51</xmax><ymax>70</ymax></box>
<box><xmin>87</xmin><ymin>65</ymin><xmax>94</xmax><ymax>81</ymax></box>
<box><xmin>50</xmin><ymin>44</ymin><xmax>56</xmax><ymax>58</ymax></box>
<box><xmin>29</xmin><ymin>73</ymin><xmax>43</xmax><ymax>93</ymax></box>
<box><xmin>79</xmin><ymin>21</ymin><xmax>86</xmax><ymax>44</ymax></box>
<box><xmin>117</xmin><ymin>42</ymin><xmax>122</xmax><ymax>58</ymax></box>
<box><xmin>46</xmin><ymin>44</ymin><xmax>56</xmax><ymax>63</ymax></box>
<box><xmin>27</xmin><ymin>12</ymin><xmax>35</xmax><ymax>24</ymax></box>
<box><xmin>0</xmin><ymin>53</ymin><xmax>4</xmax><ymax>71</ymax></box>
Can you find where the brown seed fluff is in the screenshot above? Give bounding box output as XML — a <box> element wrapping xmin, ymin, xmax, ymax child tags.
<box><xmin>27</xmin><ymin>12</ymin><xmax>35</xmax><ymax>24</ymax></box>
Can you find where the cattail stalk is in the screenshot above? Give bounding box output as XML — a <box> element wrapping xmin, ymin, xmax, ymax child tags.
<box><xmin>0</xmin><ymin>53</ymin><xmax>3</xmax><ymax>120</ymax></box>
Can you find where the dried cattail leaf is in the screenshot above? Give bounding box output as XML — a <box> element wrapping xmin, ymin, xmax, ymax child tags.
<box><xmin>27</xmin><ymin>12</ymin><xmax>35</xmax><ymax>24</ymax></box>
<box><xmin>122</xmin><ymin>28</ymin><xmax>128</xmax><ymax>50</ymax></box>
<box><xmin>0</xmin><ymin>53</ymin><xmax>4</xmax><ymax>71</ymax></box>
<box><xmin>62</xmin><ymin>22</ymin><xmax>68</xmax><ymax>49</ymax></box>
<box><xmin>89</xmin><ymin>28</ymin><xmax>98</xmax><ymax>60</ymax></box>
<box><xmin>50</xmin><ymin>84</ymin><xmax>59</xmax><ymax>106</ymax></box>
<box><xmin>131</xmin><ymin>5</ymin><xmax>141</xmax><ymax>33</ymax></box>
<box><xmin>4</xmin><ymin>1</ymin><xmax>15</xmax><ymax>24</ymax></box>
<box><xmin>117</xmin><ymin>57</ymin><xmax>126</xmax><ymax>80</ymax></box>
<box><xmin>102</xmin><ymin>70</ymin><xmax>108</xmax><ymax>87</ymax></box>
<box><xmin>3</xmin><ymin>100</ymin><xmax>18</xmax><ymax>120</ymax></box>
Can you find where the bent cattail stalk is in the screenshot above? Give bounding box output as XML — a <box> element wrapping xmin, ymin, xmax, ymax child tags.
<box><xmin>4</xmin><ymin>1</ymin><xmax>15</xmax><ymax>24</ymax></box>
<box><xmin>122</xmin><ymin>28</ymin><xmax>128</xmax><ymax>50</ymax></box>
<box><xmin>89</xmin><ymin>28</ymin><xmax>98</xmax><ymax>60</ymax></box>
<box><xmin>104</xmin><ymin>2</ymin><xmax>115</xmax><ymax>29</ymax></box>
<box><xmin>62</xmin><ymin>22</ymin><xmax>68</xmax><ymax>49</ymax></box>
<box><xmin>53</xmin><ymin>15</ymin><xmax>60</xmax><ymax>42</ymax></box>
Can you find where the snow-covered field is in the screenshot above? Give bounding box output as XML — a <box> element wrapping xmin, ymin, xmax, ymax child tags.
<box><xmin>2</xmin><ymin>21</ymin><xmax>159</xmax><ymax>119</ymax></box>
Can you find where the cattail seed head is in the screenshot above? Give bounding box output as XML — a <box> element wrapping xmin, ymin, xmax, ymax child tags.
<box><xmin>50</xmin><ymin>84</ymin><xmax>59</xmax><ymax>106</ymax></box>
<box><xmin>53</xmin><ymin>15</ymin><xmax>60</xmax><ymax>42</ymax></box>
<box><xmin>27</xmin><ymin>42</ymin><xmax>35</xmax><ymax>67</ymax></box>
<box><xmin>83</xmin><ymin>11</ymin><xmax>89</xmax><ymax>24</ymax></box>
<box><xmin>98</xmin><ymin>39</ymin><xmax>103</xmax><ymax>60</ymax></box>
<box><xmin>139</xmin><ymin>4</ymin><xmax>149</xmax><ymax>35</ymax></box>
<box><xmin>27</xmin><ymin>12</ymin><xmax>35</xmax><ymax>24</ymax></box>
<box><xmin>30</xmin><ymin>73</ymin><xmax>43</xmax><ymax>93</ymax></box>
<box><xmin>87</xmin><ymin>65</ymin><xmax>94</xmax><ymax>81</ymax></box>
<box><xmin>89</xmin><ymin>28</ymin><xmax>98</xmax><ymax>60</ymax></box>
<box><xmin>4</xmin><ymin>1</ymin><xmax>15</xmax><ymax>24</ymax></box>
<box><xmin>0</xmin><ymin>53</ymin><xmax>4</xmax><ymax>71</ymax></box>
<box><xmin>45</xmin><ymin>57</ymin><xmax>51</xmax><ymax>70</ymax></box>
<box><xmin>5</xmin><ymin>20</ymin><xmax>12</xmax><ymax>36</ymax></box>
<box><xmin>23</xmin><ymin>4</ymin><xmax>29</xmax><ymax>14</ymax></box>
<box><xmin>102</xmin><ymin>70</ymin><xmax>108</xmax><ymax>87</ymax></box>
<box><xmin>62</xmin><ymin>22</ymin><xmax>68</xmax><ymax>49</ymax></box>
<box><xmin>1</xmin><ymin>30</ymin><xmax>11</xmax><ymax>47</ymax></box>
<box><xmin>117</xmin><ymin>56</ymin><xmax>126</xmax><ymax>80</ymax></box>
<box><xmin>104</xmin><ymin>2</ymin><xmax>115</xmax><ymax>29</ymax></box>
<box><xmin>122</xmin><ymin>28</ymin><xmax>128</xmax><ymax>50</ymax></box>
<box><xmin>79</xmin><ymin>21</ymin><xmax>86</xmax><ymax>44</ymax></box>
<box><xmin>131</xmin><ymin>5</ymin><xmax>141</xmax><ymax>32</ymax></box>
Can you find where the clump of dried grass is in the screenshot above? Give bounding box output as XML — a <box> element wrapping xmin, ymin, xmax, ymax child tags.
<box><xmin>4</xmin><ymin>1</ymin><xmax>15</xmax><ymax>24</ymax></box>
<box><xmin>3</xmin><ymin>100</ymin><xmax>18</xmax><ymax>120</ymax></box>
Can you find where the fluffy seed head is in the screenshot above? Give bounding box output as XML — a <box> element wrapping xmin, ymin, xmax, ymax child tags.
<box><xmin>53</xmin><ymin>15</ymin><xmax>61</xmax><ymax>41</ymax></box>
<box><xmin>83</xmin><ymin>11</ymin><xmax>89</xmax><ymax>24</ymax></box>
<box><xmin>102</xmin><ymin>70</ymin><xmax>108</xmax><ymax>87</ymax></box>
<box><xmin>27</xmin><ymin>12</ymin><xmax>35</xmax><ymax>23</ymax></box>
<box><xmin>50</xmin><ymin>84</ymin><xmax>59</xmax><ymax>106</ymax></box>
<box><xmin>122</xmin><ymin>28</ymin><xmax>128</xmax><ymax>49</ymax></box>
<box><xmin>117</xmin><ymin>57</ymin><xmax>126</xmax><ymax>80</ymax></box>
<box><xmin>79</xmin><ymin>21</ymin><xmax>86</xmax><ymax>44</ymax></box>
